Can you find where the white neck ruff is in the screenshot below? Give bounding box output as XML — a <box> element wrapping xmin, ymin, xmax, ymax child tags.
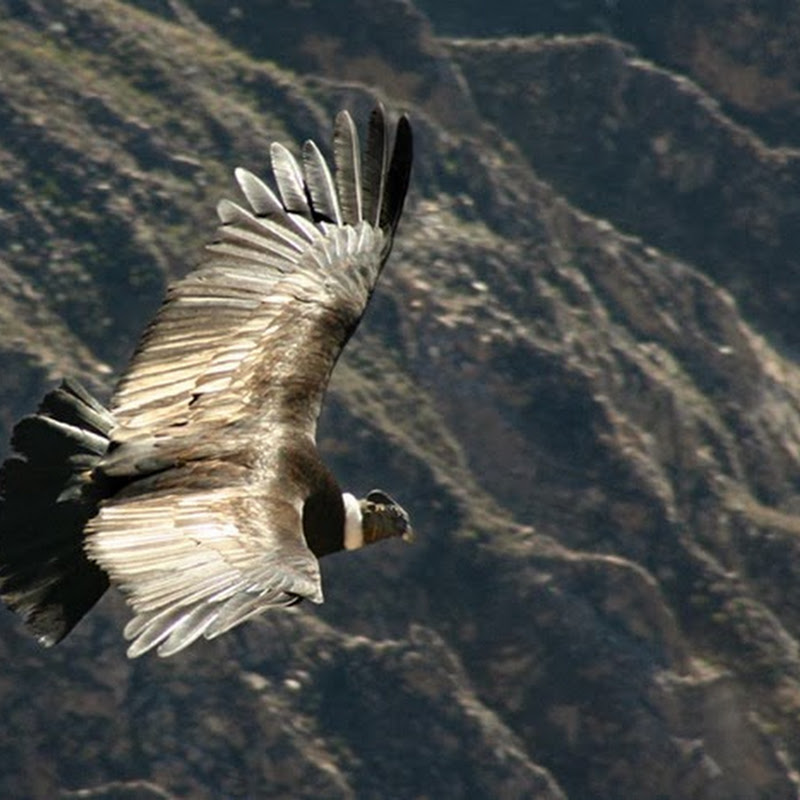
<box><xmin>342</xmin><ymin>492</ymin><xmax>364</xmax><ymax>550</ymax></box>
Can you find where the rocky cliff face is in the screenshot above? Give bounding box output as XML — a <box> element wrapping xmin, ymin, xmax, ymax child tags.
<box><xmin>1</xmin><ymin>2</ymin><xmax>799</xmax><ymax>799</ymax></box>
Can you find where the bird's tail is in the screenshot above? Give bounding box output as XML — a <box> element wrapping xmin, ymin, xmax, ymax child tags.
<box><xmin>0</xmin><ymin>379</ymin><xmax>115</xmax><ymax>645</ymax></box>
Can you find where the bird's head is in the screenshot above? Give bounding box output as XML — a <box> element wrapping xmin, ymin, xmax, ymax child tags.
<box><xmin>342</xmin><ymin>490</ymin><xmax>414</xmax><ymax>550</ymax></box>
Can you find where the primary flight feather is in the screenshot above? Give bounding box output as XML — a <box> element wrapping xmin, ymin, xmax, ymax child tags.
<box><xmin>0</xmin><ymin>106</ymin><xmax>414</xmax><ymax>657</ymax></box>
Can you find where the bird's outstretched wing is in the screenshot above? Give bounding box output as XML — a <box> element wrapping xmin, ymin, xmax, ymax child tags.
<box><xmin>86</xmin><ymin>435</ymin><xmax>328</xmax><ymax>657</ymax></box>
<box><xmin>84</xmin><ymin>106</ymin><xmax>412</xmax><ymax>657</ymax></box>
<box><xmin>111</xmin><ymin>106</ymin><xmax>412</xmax><ymax>439</ymax></box>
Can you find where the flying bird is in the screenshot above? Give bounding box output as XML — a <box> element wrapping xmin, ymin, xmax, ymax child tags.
<box><xmin>0</xmin><ymin>105</ymin><xmax>414</xmax><ymax>657</ymax></box>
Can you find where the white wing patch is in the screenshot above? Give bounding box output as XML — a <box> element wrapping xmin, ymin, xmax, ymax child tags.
<box><xmin>86</xmin><ymin>484</ymin><xmax>322</xmax><ymax>658</ymax></box>
<box><xmin>111</xmin><ymin>221</ymin><xmax>383</xmax><ymax>438</ymax></box>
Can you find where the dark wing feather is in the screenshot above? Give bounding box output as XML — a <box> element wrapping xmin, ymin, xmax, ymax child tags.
<box><xmin>380</xmin><ymin>114</ymin><xmax>414</xmax><ymax>241</ymax></box>
<box><xmin>334</xmin><ymin>110</ymin><xmax>363</xmax><ymax>224</ymax></box>
<box><xmin>87</xmin><ymin>106</ymin><xmax>412</xmax><ymax>657</ymax></box>
<box><xmin>362</xmin><ymin>105</ymin><xmax>389</xmax><ymax>227</ymax></box>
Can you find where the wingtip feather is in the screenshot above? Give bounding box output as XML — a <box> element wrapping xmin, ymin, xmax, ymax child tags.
<box><xmin>333</xmin><ymin>110</ymin><xmax>363</xmax><ymax>225</ymax></box>
<box><xmin>303</xmin><ymin>139</ymin><xmax>342</xmax><ymax>225</ymax></box>
<box><xmin>380</xmin><ymin>112</ymin><xmax>413</xmax><ymax>238</ymax></box>
<box><xmin>270</xmin><ymin>142</ymin><xmax>312</xmax><ymax>217</ymax></box>
<box><xmin>234</xmin><ymin>167</ymin><xmax>283</xmax><ymax>216</ymax></box>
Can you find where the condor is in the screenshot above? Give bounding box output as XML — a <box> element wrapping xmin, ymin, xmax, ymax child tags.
<box><xmin>0</xmin><ymin>106</ymin><xmax>413</xmax><ymax>658</ymax></box>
